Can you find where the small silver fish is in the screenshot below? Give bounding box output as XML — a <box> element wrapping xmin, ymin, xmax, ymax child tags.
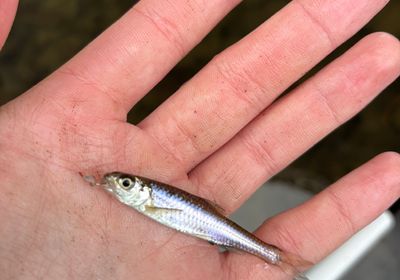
<box><xmin>89</xmin><ymin>172</ymin><xmax>311</xmax><ymax>279</ymax></box>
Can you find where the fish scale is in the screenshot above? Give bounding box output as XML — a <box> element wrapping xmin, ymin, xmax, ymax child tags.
<box><xmin>94</xmin><ymin>172</ymin><xmax>311</xmax><ymax>280</ymax></box>
<box><xmin>145</xmin><ymin>180</ymin><xmax>281</xmax><ymax>263</ymax></box>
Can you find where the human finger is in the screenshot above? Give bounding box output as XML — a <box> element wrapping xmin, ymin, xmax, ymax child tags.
<box><xmin>139</xmin><ymin>0</ymin><xmax>390</xmax><ymax>170</ymax></box>
<box><xmin>224</xmin><ymin>152</ymin><xmax>400</xmax><ymax>279</ymax></box>
<box><xmin>0</xmin><ymin>0</ymin><xmax>18</xmax><ymax>50</ymax></box>
<box><xmin>26</xmin><ymin>0</ymin><xmax>242</xmax><ymax>116</ymax></box>
<box><xmin>189</xmin><ymin>32</ymin><xmax>400</xmax><ymax>212</ymax></box>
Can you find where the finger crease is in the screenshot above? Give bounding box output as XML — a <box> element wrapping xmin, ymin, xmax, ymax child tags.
<box><xmin>294</xmin><ymin>0</ymin><xmax>336</xmax><ymax>49</ymax></box>
<box><xmin>132</xmin><ymin>6</ymin><xmax>186</xmax><ymax>57</ymax></box>
<box><xmin>240</xmin><ymin>133</ymin><xmax>280</xmax><ymax>175</ymax></box>
<box><xmin>214</xmin><ymin>60</ymin><xmax>269</xmax><ymax>113</ymax></box>
<box><xmin>57</xmin><ymin>67</ymin><xmax>124</xmax><ymax>112</ymax></box>
<box><xmin>325</xmin><ymin>188</ymin><xmax>357</xmax><ymax>236</ymax></box>
<box><xmin>310</xmin><ymin>80</ymin><xmax>342</xmax><ymax>125</ymax></box>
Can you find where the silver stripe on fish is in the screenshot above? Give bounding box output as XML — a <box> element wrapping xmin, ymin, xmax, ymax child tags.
<box><xmin>85</xmin><ymin>172</ymin><xmax>312</xmax><ymax>279</ymax></box>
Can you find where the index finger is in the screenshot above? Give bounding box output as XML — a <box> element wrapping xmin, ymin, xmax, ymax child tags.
<box><xmin>17</xmin><ymin>0</ymin><xmax>241</xmax><ymax>116</ymax></box>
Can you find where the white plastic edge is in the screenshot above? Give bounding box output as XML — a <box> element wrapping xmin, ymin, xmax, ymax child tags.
<box><xmin>305</xmin><ymin>211</ymin><xmax>396</xmax><ymax>280</ymax></box>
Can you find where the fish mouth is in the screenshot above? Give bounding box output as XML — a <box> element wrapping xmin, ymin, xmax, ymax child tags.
<box><xmin>101</xmin><ymin>172</ymin><xmax>130</xmax><ymax>190</ymax></box>
<box><xmin>83</xmin><ymin>174</ymin><xmax>115</xmax><ymax>191</ymax></box>
<box><xmin>85</xmin><ymin>172</ymin><xmax>133</xmax><ymax>193</ymax></box>
<box><xmin>100</xmin><ymin>175</ymin><xmax>117</xmax><ymax>193</ymax></box>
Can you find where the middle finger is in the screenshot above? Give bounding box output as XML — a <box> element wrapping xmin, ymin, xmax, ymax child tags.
<box><xmin>139</xmin><ymin>0</ymin><xmax>388</xmax><ymax>170</ymax></box>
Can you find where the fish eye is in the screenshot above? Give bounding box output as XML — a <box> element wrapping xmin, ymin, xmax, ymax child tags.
<box><xmin>120</xmin><ymin>178</ymin><xmax>133</xmax><ymax>189</ymax></box>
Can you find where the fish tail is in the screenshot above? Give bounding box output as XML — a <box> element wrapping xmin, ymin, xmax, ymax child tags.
<box><xmin>277</xmin><ymin>250</ymin><xmax>313</xmax><ymax>280</ymax></box>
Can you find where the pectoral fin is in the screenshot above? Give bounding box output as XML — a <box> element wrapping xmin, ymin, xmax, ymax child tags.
<box><xmin>207</xmin><ymin>240</ymin><xmax>236</xmax><ymax>253</ymax></box>
<box><xmin>144</xmin><ymin>205</ymin><xmax>183</xmax><ymax>215</ymax></box>
<box><xmin>191</xmin><ymin>232</ymin><xmax>213</xmax><ymax>241</ymax></box>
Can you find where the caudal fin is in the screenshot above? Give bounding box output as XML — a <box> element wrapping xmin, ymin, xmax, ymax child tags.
<box><xmin>277</xmin><ymin>250</ymin><xmax>313</xmax><ymax>280</ymax></box>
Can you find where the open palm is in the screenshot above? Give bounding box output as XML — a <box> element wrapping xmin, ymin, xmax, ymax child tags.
<box><xmin>1</xmin><ymin>0</ymin><xmax>399</xmax><ymax>279</ymax></box>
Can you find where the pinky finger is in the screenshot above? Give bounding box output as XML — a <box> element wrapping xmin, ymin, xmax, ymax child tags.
<box><xmin>224</xmin><ymin>152</ymin><xmax>400</xmax><ymax>279</ymax></box>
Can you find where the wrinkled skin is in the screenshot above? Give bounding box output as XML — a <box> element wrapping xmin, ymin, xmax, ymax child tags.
<box><xmin>0</xmin><ymin>0</ymin><xmax>399</xmax><ymax>279</ymax></box>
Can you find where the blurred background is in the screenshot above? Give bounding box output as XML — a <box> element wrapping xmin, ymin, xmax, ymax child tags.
<box><xmin>0</xmin><ymin>0</ymin><xmax>399</xmax><ymax>278</ymax></box>
<box><xmin>0</xmin><ymin>0</ymin><xmax>399</xmax><ymax>192</ymax></box>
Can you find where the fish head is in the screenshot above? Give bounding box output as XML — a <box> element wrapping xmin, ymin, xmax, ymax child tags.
<box><xmin>101</xmin><ymin>172</ymin><xmax>152</xmax><ymax>207</ymax></box>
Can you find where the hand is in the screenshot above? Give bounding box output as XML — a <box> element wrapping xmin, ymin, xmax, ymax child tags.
<box><xmin>1</xmin><ymin>0</ymin><xmax>399</xmax><ymax>279</ymax></box>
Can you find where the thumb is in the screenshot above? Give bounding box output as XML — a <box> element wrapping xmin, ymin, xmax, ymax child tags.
<box><xmin>0</xmin><ymin>0</ymin><xmax>18</xmax><ymax>50</ymax></box>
